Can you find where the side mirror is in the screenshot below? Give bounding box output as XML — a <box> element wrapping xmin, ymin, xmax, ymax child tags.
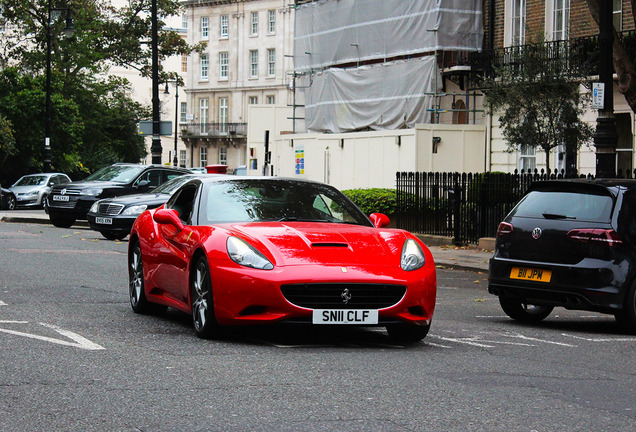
<box><xmin>369</xmin><ymin>213</ymin><xmax>390</xmax><ymax>228</ymax></box>
<box><xmin>153</xmin><ymin>209</ymin><xmax>185</xmax><ymax>231</ymax></box>
<box><xmin>137</xmin><ymin>180</ymin><xmax>150</xmax><ymax>189</ymax></box>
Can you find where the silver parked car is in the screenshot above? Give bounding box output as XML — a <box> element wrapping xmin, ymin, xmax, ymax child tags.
<box><xmin>10</xmin><ymin>173</ymin><xmax>71</xmax><ymax>209</ymax></box>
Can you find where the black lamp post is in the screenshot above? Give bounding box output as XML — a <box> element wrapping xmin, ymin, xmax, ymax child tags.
<box><xmin>150</xmin><ymin>0</ymin><xmax>162</xmax><ymax>165</ymax></box>
<box><xmin>44</xmin><ymin>1</ymin><xmax>75</xmax><ymax>172</ymax></box>
<box><xmin>164</xmin><ymin>81</ymin><xmax>180</xmax><ymax>167</ymax></box>
<box><xmin>593</xmin><ymin>0</ymin><xmax>618</xmax><ymax>178</ymax></box>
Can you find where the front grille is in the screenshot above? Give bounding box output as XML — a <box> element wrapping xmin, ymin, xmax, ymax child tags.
<box><xmin>280</xmin><ymin>283</ymin><xmax>407</xmax><ymax>309</ymax></box>
<box><xmin>98</xmin><ymin>203</ymin><xmax>124</xmax><ymax>215</ymax></box>
<box><xmin>52</xmin><ymin>188</ymin><xmax>81</xmax><ymax>195</ymax></box>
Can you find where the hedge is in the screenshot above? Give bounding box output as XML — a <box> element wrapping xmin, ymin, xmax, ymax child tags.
<box><xmin>342</xmin><ymin>188</ymin><xmax>397</xmax><ymax>215</ymax></box>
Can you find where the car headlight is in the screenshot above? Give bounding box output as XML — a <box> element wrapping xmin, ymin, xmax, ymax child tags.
<box><xmin>89</xmin><ymin>202</ymin><xmax>99</xmax><ymax>213</ymax></box>
<box><xmin>81</xmin><ymin>188</ymin><xmax>103</xmax><ymax>197</ymax></box>
<box><xmin>122</xmin><ymin>204</ymin><xmax>148</xmax><ymax>216</ymax></box>
<box><xmin>227</xmin><ymin>237</ymin><xmax>274</xmax><ymax>270</ymax></box>
<box><xmin>401</xmin><ymin>239</ymin><xmax>425</xmax><ymax>271</ymax></box>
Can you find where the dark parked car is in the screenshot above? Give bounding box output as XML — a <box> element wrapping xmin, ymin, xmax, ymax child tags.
<box><xmin>47</xmin><ymin>163</ymin><xmax>190</xmax><ymax>228</ymax></box>
<box><xmin>489</xmin><ymin>179</ymin><xmax>636</xmax><ymax>332</ymax></box>
<box><xmin>0</xmin><ymin>186</ymin><xmax>16</xmax><ymax>210</ymax></box>
<box><xmin>87</xmin><ymin>174</ymin><xmax>204</xmax><ymax>240</ymax></box>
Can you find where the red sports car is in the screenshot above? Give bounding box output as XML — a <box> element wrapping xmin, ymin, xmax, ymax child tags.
<box><xmin>128</xmin><ymin>177</ymin><xmax>437</xmax><ymax>342</ymax></box>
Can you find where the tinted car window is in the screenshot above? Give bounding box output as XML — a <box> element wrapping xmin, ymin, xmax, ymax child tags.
<box><xmin>85</xmin><ymin>165</ymin><xmax>145</xmax><ymax>183</ymax></box>
<box><xmin>15</xmin><ymin>175</ymin><xmax>48</xmax><ymax>186</ymax></box>
<box><xmin>510</xmin><ymin>190</ymin><xmax>614</xmax><ymax>222</ymax></box>
<box><xmin>200</xmin><ymin>180</ymin><xmax>371</xmax><ymax>225</ymax></box>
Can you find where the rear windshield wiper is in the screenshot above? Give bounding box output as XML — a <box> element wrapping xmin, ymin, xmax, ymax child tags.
<box><xmin>542</xmin><ymin>212</ymin><xmax>576</xmax><ymax>220</ymax></box>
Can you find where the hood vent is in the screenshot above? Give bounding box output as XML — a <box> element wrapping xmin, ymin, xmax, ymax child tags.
<box><xmin>311</xmin><ymin>242</ymin><xmax>349</xmax><ymax>248</ymax></box>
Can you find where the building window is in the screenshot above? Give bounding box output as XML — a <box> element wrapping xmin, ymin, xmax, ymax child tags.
<box><xmin>250</xmin><ymin>50</ymin><xmax>258</xmax><ymax>77</ymax></box>
<box><xmin>219</xmin><ymin>52</ymin><xmax>228</xmax><ymax>79</ymax></box>
<box><xmin>181</xmin><ymin>54</ymin><xmax>188</xmax><ymax>72</ymax></box>
<box><xmin>200</xmin><ymin>147</ymin><xmax>207</xmax><ymax>167</ymax></box>
<box><xmin>268</xmin><ymin>10</ymin><xmax>276</xmax><ymax>34</ymax></box>
<box><xmin>519</xmin><ymin>144</ymin><xmax>536</xmax><ymax>173</ymax></box>
<box><xmin>511</xmin><ymin>0</ymin><xmax>525</xmax><ymax>46</ymax></box>
<box><xmin>200</xmin><ymin>54</ymin><xmax>209</xmax><ymax>80</ymax></box>
<box><xmin>251</xmin><ymin>11</ymin><xmax>258</xmax><ymax>35</ymax></box>
<box><xmin>267</xmin><ymin>48</ymin><xmax>275</xmax><ymax>76</ymax></box>
<box><xmin>179</xmin><ymin>150</ymin><xmax>186</xmax><ymax>168</ymax></box>
<box><xmin>182</xmin><ymin>13</ymin><xmax>188</xmax><ymax>30</ymax></box>
<box><xmin>200</xmin><ymin>98</ymin><xmax>208</xmax><ymax>134</ymax></box>
<box><xmin>201</xmin><ymin>16</ymin><xmax>209</xmax><ymax>40</ymax></box>
<box><xmin>180</xmin><ymin>102</ymin><xmax>187</xmax><ymax>123</ymax></box>
<box><xmin>249</xmin><ymin>96</ymin><xmax>258</xmax><ymax>104</ymax></box>
<box><xmin>219</xmin><ymin>147</ymin><xmax>227</xmax><ymax>165</ymax></box>
<box><xmin>266</xmin><ymin>95</ymin><xmax>275</xmax><ymax>104</ymax></box>
<box><xmin>613</xmin><ymin>0</ymin><xmax>622</xmax><ymax>31</ymax></box>
<box><xmin>220</xmin><ymin>14</ymin><xmax>228</xmax><ymax>38</ymax></box>
<box><xmin>552</xmin><ymin>0</ymin><xmax>569</xmax><ymax>41</ymax></box>
<box><xmin>219</xmin><ymin>97</ymin><xmax>228</xmax><ymax>134</ymax></box>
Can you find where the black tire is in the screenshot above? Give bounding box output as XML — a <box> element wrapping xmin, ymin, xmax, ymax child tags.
<box><xmin>41</xmin><ymin>194</ymin><xmax>48</xmax><ymax>210</ymax></box>
<box><xmin>50</xmin><ymin>214</ymin><xmax>75</xmax><ymax>228</ymax></box>
<box><xmin>129</xmin><ymin>241</ymin><xmax>154</xmax><ymax>314</ymax></box>
<box><xmin>499</xmin><ymin>297</ymin><xmax>553</xmax><ymax>323</ymax></box>
<box><xmin>101</xmin><ymin>231</ymin><xmax>128</xmax><ymax>241</ymax></box>
<box><xmin>6</xmin><ymin>194</ymin><xmax>15</xmax><ymax>210</ymax></box>
<box><xmin>191</xmin><ymin>256</ymin><xmax>221</xmax><ymax>339</ymax></box>
<box><xmin>386</xmin><ymin>322</ymin><xmax>430</xmax><ymax>343</ymax></box>
<box><xmin>616</xmin><ymin>281</ymin><xmax>636</xmax><ymax>334</ymax></box>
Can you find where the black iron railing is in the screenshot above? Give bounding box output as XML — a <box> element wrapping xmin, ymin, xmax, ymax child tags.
<box><xmin>395</xmin><ymin>170</ymin><xmax>636</xmax><ymax>245</ymax></box>
<box><xmin>180</xmin><ymin>123</ymin><xmax>247</xmax><ymax>138</ymax></box>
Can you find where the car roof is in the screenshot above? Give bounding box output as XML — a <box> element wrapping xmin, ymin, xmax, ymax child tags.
<box><xmin>529</xmin><ymin>178</ymin><xmax>636</xmax><ymax>192</ymax></box>
<box><xmin>193</xmin><ymin>176</ymin><xmax>330</xmax><ymax>186</ymax></box>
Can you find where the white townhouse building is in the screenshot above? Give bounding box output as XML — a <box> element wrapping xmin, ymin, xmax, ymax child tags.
<box><xmin>180</xmin><ymin>0</ymin><xmax>295</xmax><ymax>171</ymax></box>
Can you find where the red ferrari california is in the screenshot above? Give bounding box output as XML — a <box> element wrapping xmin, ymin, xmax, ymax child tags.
<box><xmin>128</xmin><ymin>177</ymin><xmax>437</xmax><ymax>341</ymax></box>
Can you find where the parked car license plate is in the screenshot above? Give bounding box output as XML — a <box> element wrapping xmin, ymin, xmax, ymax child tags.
<box><xmin>95</xmin><ymin>217</ymin><xmax>113</xmax><ymax>225</ymax></box>
<box><xmin>52</xmin><ymin>195</ymin><xmax>69</xmax><ymax>202</ymax></box>
<box><xmin>510</xmin><ymin>267</ymin><xmax>552</xmax><ymax>282</ymax></box>
<box><xmin>312</xmin><ymin>309</ymin><xmax>378</xmax><ymax>324</ymax></box>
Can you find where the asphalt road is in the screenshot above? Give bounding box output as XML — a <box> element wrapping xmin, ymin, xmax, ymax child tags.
<box><xmin>1</xmin><ymin>221</ymin><xmax>636</xmax><ymax>431</ymax></box>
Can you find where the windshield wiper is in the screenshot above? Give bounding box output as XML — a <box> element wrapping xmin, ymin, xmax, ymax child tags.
<box><xmin>277</xmin><ymin>217</ymin><xmax>330</xmax><ymax>222</ymax></box>
<box><xmin>542</xmin><ymin>212</ymin><xmax>576</xmax><ymax>220</ymax></box>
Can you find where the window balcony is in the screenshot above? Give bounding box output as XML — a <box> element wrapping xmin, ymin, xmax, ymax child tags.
<box><xmin>179</xmin><ymin>123</ymin><xmax>247</xmax><ymax>139</ymax></box>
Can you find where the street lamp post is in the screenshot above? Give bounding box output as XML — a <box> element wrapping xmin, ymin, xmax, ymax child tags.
<box><xmin>164</xmin><ymin>81</ymin><xmax>180</xmax><ymax>167</ymax></box>
<box><xmin>593</xmin><ymin>0</ymin><xmax>618</xmax><ymax>178</ymax></box>
<box><xmin>44</xmin><ymin>1</ymin><xmax>74</xmax><ymax>172</ymax></box>
<box><xmin>150</xmin><ymin>0</ymin><xmax>162</xmax><ymax>165</ymax></box>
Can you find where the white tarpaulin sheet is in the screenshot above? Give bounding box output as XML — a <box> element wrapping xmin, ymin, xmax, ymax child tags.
<box><xmin>305</xmin><ymin>57</ymin><xmax>439</xmax><ymax>133</ymax></box>
<box><xmin>294</xmin><ymin>0</ymin><xmax>483</xmax><ymax>72</ymax></box>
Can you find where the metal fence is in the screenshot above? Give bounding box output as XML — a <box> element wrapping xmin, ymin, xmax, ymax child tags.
<box><xmin>395</xmin><ymin>170</ymin><xmax>602</xmax><ymax>245</ymax></box>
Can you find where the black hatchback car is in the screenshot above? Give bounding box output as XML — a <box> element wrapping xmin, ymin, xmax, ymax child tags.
<box><xmin>489</xmin><ymin>179</ymin><xmax>636</xmax><ymax>332</ymax></box>
<box><xmin>47</xmin><ymin>163</ymin><xmax>190</xmax><ymax>228</ymax></box>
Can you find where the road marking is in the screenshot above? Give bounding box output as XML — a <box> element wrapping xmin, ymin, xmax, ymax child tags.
<box><xmin>429</xmin><ymin>335</ymin><xmax>494</xmax><ymax>348</ymax></box>
<box><xmin>425</xmin><ymin>341</ymin><xmax>452</xmax><ymax>348</ymax></box>
<box><xmin>501</xmin><ymin>333</ymin><xmax>577</xmax><ymax>347</ymax></box>
<box><xmin>0</xmin><ymin>320</ymin><xmax>28</xmax><ymax>324</ymax></box>
<box><xmin>561</xmin><ymin>334</ymin><xmax>636</xmax><ymax>342</ymax></box>
<box><xmin>0</xmin><ymin>322</ymin><xmax>104</xmax><ymax>350</ymax></box>
<box><xmin>0</xmin><ymin>301</ymin><xmax>7</xmax><ymax>306</ymax></box>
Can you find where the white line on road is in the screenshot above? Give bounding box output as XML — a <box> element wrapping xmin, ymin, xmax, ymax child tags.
<box><xmin>429</xmin><ymin>335</ymin><xmax>494</xmax><ymax>348</ymax></box>
<box><xmin>0</xmin><ymin>322</ymin><xmax>105</xmax><ymax>350</ymax></box>
<box><xmin>0</xmin><ymin>301</ymin><xmax>7</xmax><ymax>306</ymax></box>
<box><xmin>0</xmin><ymin>320</ymin><xmax>28</xmax><ymax>324</ymax></box>
<box><xmin>501</xmin><ymin>333</ymin><xmax>577</xmax><ymax>347</ymax></box>
<box><xmin>561</xmin><ymin>333</ymin><xmax>636</xmax><ymax>342</ymax></box>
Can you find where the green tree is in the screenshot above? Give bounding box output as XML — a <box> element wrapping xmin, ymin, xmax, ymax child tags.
<box><xmin>0</xmin><ymin>113</ymin><xmax>17</xmax><ymax>173</ymax></box>
<box><xmin>0</xmin><ymin>0</ymin><xmax>204</xmax><ymax>182</ymax></box>
<box><xmin>482</xmin><ymin>43</ymin><xmax>594</xmax><ymax>172</ymax></box>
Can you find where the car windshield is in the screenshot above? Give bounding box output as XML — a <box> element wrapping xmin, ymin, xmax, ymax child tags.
<box><xmin>14</xmin><ymin>175</ymin><xmax>48</xmax><ymax>186</ymax></box>
<box><xmin>85</xmin><ymin>165</ymin><xmax>145</xmax><ymax>183</ymax></box>
<box><xmin>200</xmin><ymin>179</ymin><xmax>371</xmax><ymax>226</ymax></box>
<box><xmin>510</xmin><ymin>189</ymin><xmax>614</xmax><ymax>222</ymax></box>
<box><xmin>152</xmin><ymin>175</ymin><xmax>193</xmax><ymax>194</ymax></box>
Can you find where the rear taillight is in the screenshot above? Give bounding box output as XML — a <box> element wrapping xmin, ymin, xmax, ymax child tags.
<box><xmin>497</xmin><ymin>222</ymin><xmax>513</xmax><ymax>237</ymax></box>
<box><xmin>567</xmin><ymin>228</ymin><xmax>623</xmax><ymax>247</ymax></box>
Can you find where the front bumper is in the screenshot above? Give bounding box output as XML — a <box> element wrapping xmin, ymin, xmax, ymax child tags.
<box><xmin>87</xmin><ymin>213</ymin><xmax>137</xmax><ymax>234</ymax></box>
<box><xmin>488</xmin><ymin>255</ymin><xmax>628</xmax><ymax>313</ymax></box>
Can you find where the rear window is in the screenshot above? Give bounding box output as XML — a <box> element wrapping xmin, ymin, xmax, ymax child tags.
<box><xmin>510</xmin><ymin>190</ymin><xmax>614</xmax><ymax>222</ymax></box>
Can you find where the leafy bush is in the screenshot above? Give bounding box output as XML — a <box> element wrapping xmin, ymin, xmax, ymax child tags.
<box><xmin>342</xmin><ymin>188</ymin><xmax>397</xmax><ymax>215</ymax></box>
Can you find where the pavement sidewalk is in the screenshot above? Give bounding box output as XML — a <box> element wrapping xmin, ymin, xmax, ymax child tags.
<box><xmin>0</xmin><ymin>210</ymin><xmax>491</xmax><ymax>273</ymax></box>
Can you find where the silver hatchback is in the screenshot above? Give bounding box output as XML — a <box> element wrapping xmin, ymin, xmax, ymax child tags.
<box><xmin>10</xmin><ymin>173</ymin><xmax>71</xmax><ymax>209</ymax></box>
